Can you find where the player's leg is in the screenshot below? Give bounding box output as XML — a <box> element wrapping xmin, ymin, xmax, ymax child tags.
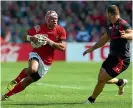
<box><xmin>7</xmin><ymin>68</ymin><xmax>30</xmax><ymax>91</ymax></box>
<box><xmin>106</xmin><ymin>56</ymin><xmax>130</xmax><ymax>95</ymax></box>
<box><xmin>106</xmin><ymin>78</ymin><xmax>128</xmax><ymax>95</ymax></box>
<box><xmin>7</xmin><ymin>53</ymin><xmax>40</xmax><ymax>91</ymax></box>
<box><xmin>2</xmin><ymin>57</ymin><xmax>40</xmax><ymax>100</ymax></box>
<box><xmin>2</xmin><ymin>76</ymin><xmax>34</xmax><ymax>100</ymax></box>
<box><xmin>86</xmin><ymin>68</ymin><xmax>112</xmax><ymax>103</ymax></box>
<box><xmin>106</xmin><ymin>78</ymin><xmax>118</xmax><ymax>84</ymax></box>
<box><xmin>86</xmin><ymin>55</ymin><xmax>113</xmax><ymax>103</ymax></box>
<box><xmin>2</xmin><ymin>53</ymin><xmax>50</xmax><ymax>100</ymax></box>
<box><xmin>107</xmin><ymin>78</ymin><xmax>128</xmax><ymax>86</ymax></box>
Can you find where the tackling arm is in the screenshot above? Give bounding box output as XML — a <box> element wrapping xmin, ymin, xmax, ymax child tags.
<box><xmin>91</xmin><ymin>33</ymin><xmax>110</xmax><ymax>51</ymax></box>
<box><xmin>83</xmin><ymin>33</ymin><xmax>110</xmax><ymax>56</ymax></box>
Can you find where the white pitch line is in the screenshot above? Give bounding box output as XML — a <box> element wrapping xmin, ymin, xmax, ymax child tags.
<box><xmin>35</xmin><ymin>83</ymin><xmax>130</xmax><ymax>90</ymax></box>
<box><xmin>35</xmin><ymin>83</ymin><xmax>81</xmax><ymax>89</ymax></box>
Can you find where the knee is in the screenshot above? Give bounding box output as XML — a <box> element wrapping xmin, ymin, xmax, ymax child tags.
<box><xmin>30</xmin><ymin>72</ymin><xmax>41</xmax><ymax>82</ymax></box>
<box><xmin>29</xmin><ymin>66</ymin><xmax>38</xmax><ymax>73</ymax></box>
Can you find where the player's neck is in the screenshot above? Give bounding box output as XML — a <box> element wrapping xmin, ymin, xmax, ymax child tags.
<box><xmin>111</xmin><ymin>15</ymin><xmax>120</xmax><ymax>24</ymax></box>
<box><xmin>46</xmin><ymin>24</ymin><xmax>56</xmax><ymax>30</ymax></box>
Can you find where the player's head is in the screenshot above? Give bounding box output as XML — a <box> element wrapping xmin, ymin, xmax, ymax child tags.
<box><xmin>106</xmin><ymin>5</ymin><xmax>120</xmax><ymax>22</ymax></box>
<box><xmin>45</xmin><ymin>10</ymin><xmax>58</xmax><ymax>29</ymax></box>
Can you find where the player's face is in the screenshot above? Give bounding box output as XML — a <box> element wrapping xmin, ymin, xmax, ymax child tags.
<box><xmin>48</xmin><ymin>16</ymin><xmax>58</xmax><ymax>28</ymax></box>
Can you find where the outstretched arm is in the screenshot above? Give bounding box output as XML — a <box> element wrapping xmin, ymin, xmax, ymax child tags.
<box><xmin>83</xmin><ymin>33</ymin><xmax>110</xmax><ymax>56</ymax></box>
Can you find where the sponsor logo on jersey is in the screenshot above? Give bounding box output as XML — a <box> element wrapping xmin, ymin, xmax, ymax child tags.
<box><xmin>109</xmin><ymin>27</ymin><xmax>112</xmax><ymax>29</ymax></box>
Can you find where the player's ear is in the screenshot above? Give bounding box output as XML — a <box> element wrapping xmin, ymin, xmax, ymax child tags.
<box><xmin>108</xmin><ymin>13</ymin><xmax>111</xmax><ymax>17</ymax></box>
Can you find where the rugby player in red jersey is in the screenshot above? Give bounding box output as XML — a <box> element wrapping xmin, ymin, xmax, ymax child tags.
<box><xmin>2</xmin><ymin>10</ymin><xmax>66</xmax><ymax>100</ymax></box>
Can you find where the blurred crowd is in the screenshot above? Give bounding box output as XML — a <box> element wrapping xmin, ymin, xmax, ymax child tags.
<box><xmin>1</xmin><ymin>1</ymin><xmax>132</xmax><ymax>43</ymax></box>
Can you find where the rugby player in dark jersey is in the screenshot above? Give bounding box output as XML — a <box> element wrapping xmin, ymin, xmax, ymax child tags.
<box><xmin>83</xmin><ymin>5</ymin><xmax>132</xmax><ymax>103</ymax></box>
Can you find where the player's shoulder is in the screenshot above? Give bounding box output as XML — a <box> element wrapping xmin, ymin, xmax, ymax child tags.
<box><xmin>118</xmin><ymin>18</ymin><xmax>128</xmax><ymax>25</ymax></box>
<box><xmin>34</xmin><ymin>24</ymin><xmax>45</xmax><ymax>28</ymax></box>
<box><xmin>56</xmin><ymin>25</ymin><xmax>66</xmax><ymax>32</ymax></box>
<box><xmin>35</xmin><ymin>24</ymin><xmax>45</xmax><ymax>29</ymax></box>
<box><xmin>118</xmin><ymin>18</ymin><xmax>131</xmax><ymax>29</ymax></box>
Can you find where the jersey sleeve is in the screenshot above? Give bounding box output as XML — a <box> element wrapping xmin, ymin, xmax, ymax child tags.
<box><xmin>121</xmin><ymin>22</ymin><xmax>131</xmax><ymax>30</ymax></box>
<box><xmin>27</xmin><ymin>27</ymin><xmax>36</xmax><ymax>36</ymax></box>
<box><xmin>59</xmin><ymin>27</ymin><xmax>66</xmax><ymax>40</ymax></box>
<box><xmin>27</xmin><ymin>25</ymin><xmax>40</xmax><ymax>36</ymax></box>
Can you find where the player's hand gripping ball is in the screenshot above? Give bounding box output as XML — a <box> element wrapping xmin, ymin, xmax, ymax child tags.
<box><xmin>30</xmin><ymin>34</ymin><xmax>48</xmax><ymax>48</ymax></box>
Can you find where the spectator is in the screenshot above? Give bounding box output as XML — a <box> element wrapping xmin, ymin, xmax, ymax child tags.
<box><xmin>1</xmin><ymin>1</ymin><xmax>132</xmax><ymax>43</ymax></box>
<box><xmin>76</xmin><ymin>25</ymin><xmax>91</xmax><ymax>42</ymax></box>
<box><xmin>3</xmin><ymin>26</ymin><xmax>12</xmax><ymax>43</ymax></box>
<box><xmin>90</xmin><ymin>27</ymin><xmax>100</xmax><ymax>42</ymax></box>
<box><xmin>67</xmin><ymin>24</ymin><xmax>77</xmax><ymax>42</ymax></box>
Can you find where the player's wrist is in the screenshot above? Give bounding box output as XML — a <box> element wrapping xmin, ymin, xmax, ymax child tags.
<box><xmin>90</xmin><ymin>48</ymin><xmax>94</xmax><ymax>52</ymax></box>
<box><xmin>26</xmin><ymin>35</ymin><xmax>31</xmax><ymax>41</ymax></box>
<box><xmin>48</xmin><ymin>40</ymin><xmax>54</xmax><ymax>46</ymax></box>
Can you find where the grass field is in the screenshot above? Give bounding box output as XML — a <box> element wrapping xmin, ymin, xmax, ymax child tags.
<box><xmin>1</xmin><ymin>61</ymin><xmax>132</xmax><ymax>108</ymax></box>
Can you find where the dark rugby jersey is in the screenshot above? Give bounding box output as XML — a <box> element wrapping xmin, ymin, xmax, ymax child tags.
<box><xmin>107</xmin><ymin>18</ymin><xmax>131</xmax><ymax>57</ymax></box>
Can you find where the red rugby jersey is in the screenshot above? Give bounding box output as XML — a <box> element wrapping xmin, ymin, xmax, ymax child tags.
<box><xmin>27</xmin><ymin>24</ymin><xmax>66</xmax><ymax>65</ymax></box>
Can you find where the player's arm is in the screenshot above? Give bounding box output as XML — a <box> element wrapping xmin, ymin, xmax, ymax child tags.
<box><xmin>46</xmin><ymin>38</ymin><xmax>66</xmax><ymax>51</ymax></box>
<box><xmin>119</xmin><ymin>22</ymin><xmax>132</xmax><ymax>40</ymax></box>
<box><xmin>46</xmin><ymin>27</ymin><xmax>66</xmax><ymax>51</ymax></box>
<box><xmin>83</xmin><ymin>33</ymin><xmax>110</xmax><ymax>56</ymax></box>
<box><xmin>22</xmin><ymin>32</ymin><xmax>38</xmax><ymax>43</ymax></box>
<box><xmin>22</xmin><ymin>26</ymin><xmax>40</xmax><ymax>43</ymax></box>
<box><xmin>22</xmin><ymin>32</ymin><xmax>28</xmax><ymax>41</ymax></box>
<box><xmin>119</xmin><ymin>29</ymin><xmax>132</xmax><ymax>40</ymax></box>
<box><xmin>52</xmin><ymin>40</ymin><xmax>66</xmax><ymax>51</ymax></box>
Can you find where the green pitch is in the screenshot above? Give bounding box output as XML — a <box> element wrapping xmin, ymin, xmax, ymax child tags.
<box><xmin>1</xmin><ymin>62</ymin><xmax>132</xmax><ymax>108</ymax></box>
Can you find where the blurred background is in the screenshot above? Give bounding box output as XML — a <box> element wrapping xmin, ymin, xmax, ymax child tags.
<box><xmin>1</xmin><ymin>1</ymin><xmax>132</xmax><ymax>43</ymax></box>
<box><xmin>1</xmin><ymin>1</ymin><xmax>132</xmax><ymax>62</ymax></box>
